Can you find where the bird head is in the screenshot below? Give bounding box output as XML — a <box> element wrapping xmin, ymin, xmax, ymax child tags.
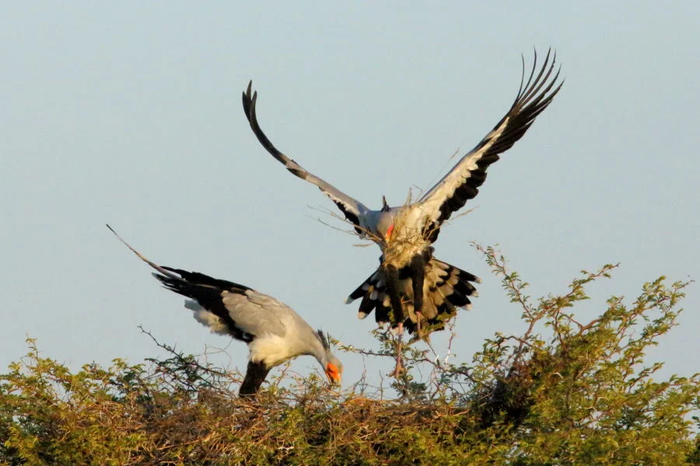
<box><xmin>325</xmin><ymin>356</ymin><xmax>343</xmax><ymax>385</ymax></box>
<box><xmin>317</xmin><ymin>330</ymin><xmax>343</xmax><ymax>385</ymax></box>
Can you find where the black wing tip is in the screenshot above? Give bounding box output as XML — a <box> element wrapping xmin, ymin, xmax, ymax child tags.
<box><xmin>154</xmin><ymin>266</ymin><xmax>253</xmax><ymax>297</ymax></box>
<box><xmin>151</xmin><ymin>271</ymin><xmax>186</xmax><ymax>298</ymax></box>
<box><xmin>241</xmin><ymin>80</ymin><xmax>291</xmax><ymax>164</ymax></box>
<box><xmin>515</xmin><ymin>47</ymin><xmax>564</xmax><ymax>105</ymax></box>
<box><xmin>242</xmin><ymin>81</ymin><xmax>257</xmax><ymax>116</ymax></box>
<box><xmin>243</xmin><ymin>80</ymin><xmax>252</xmax><ymax>100</ymax></box>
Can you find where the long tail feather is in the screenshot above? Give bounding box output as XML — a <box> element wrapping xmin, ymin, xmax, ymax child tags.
<box><xmin>346</xmin><ymin>257</ymin><xmax>479</xmax><ymax>334</ymax></box>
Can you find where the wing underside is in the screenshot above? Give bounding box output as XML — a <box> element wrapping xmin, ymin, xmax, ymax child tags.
<box><xmin>418</xmin><ymin>50</ymin><xmax>563</xmax><ymax>242</ymax></box>
<box><xmin>242</xmin><ymin>83</ymin><xmax>370</xmax><ymax>235</ymax></box>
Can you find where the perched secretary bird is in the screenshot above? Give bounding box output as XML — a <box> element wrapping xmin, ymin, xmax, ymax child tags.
<box><xmin>107</xmin><ymin>225</ymin><xmax>343</xmax><ymax>396</ymax></box>
<box><xmin>242</xmin><ymin>50</ymin><xmax>562</xmax><ymax>337</ymax></box>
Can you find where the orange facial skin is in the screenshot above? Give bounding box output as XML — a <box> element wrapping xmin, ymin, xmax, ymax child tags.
<box><xmin>325</xmin><ymin>363</ymin><xmax>342</xmax><ymax>384</ymax></box>
<box><xmin>385</xmin><ymin>224</ymin><xmax>395</xmax><ymax>242</ymax></box>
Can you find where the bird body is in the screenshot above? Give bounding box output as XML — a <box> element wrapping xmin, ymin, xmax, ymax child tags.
<box><xmin>107</xmin><ymin>225</ymin><xmax>342</xmax><ymax>395</ymax></box>
<box><xmin>188</xmin><ymin>286</ymin><xmax>328</xmax><ymax>369</ymax></box>
<box><xmin>243</xmin><ymin>50</ymin><xmax>562</xmax><ymax>335</ymax></box>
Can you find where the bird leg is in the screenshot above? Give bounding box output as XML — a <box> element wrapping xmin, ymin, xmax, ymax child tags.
<box><xmin>384</xmin><ymin>264</ymin><xmax>408</xmax><ymax>377</ymax></box>
<box><xmin>240</xmin><ymin>361</ymin><xmax>271</xmax><ymax>397</ymax></box>
<box><xmin>409</xmin><ymin>253</ymin><xmax>426</xmax><ymax>336</ymax></box>
<box><xmin>390</xmin><ymin>322</ymin><xmax>405</xmax><ymax>378</ymax></box>
<box><xmin>383</xmin><ymin>264</ymin><xmax>405</xmax><ymax>325</ymax></box>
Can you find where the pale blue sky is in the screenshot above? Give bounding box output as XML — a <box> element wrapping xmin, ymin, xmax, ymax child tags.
<box><xmin>1</xmin><ymin>3</ymin><xmax>698</xmax><ymax>390</ymax></box>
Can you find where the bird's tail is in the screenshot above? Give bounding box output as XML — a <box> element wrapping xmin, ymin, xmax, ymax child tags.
<box><xmin>346</xmin><ymin>257</ymin><xmax>480</xmax><ymax>334</ymax></box>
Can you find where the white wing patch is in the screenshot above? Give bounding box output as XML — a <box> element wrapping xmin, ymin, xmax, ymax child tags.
<box><xmin>188</xmin><ymin>301</ymin><xmax>230</xmax><ymax>336</ymax></box>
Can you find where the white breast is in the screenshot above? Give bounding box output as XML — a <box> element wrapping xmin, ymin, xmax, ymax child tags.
<box><xmin>247</xmin><ymin>333</ymin><xmax>298</xmax><ymax>367</ymax></box>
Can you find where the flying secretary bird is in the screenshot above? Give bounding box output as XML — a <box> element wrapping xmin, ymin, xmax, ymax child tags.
<box><xmin>107</xmin><ymin>225</ymin><xmax>343</xmax><ymax>396</ymax></box>
<box><xmin>242</xmin><ymin>50</ymin><xmax>562</xmax><ymax>337</ymax></box>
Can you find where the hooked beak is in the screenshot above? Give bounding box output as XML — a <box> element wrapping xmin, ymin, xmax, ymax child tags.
<box><xmin>325</xmin><ymin>363</ymin><xmax>342</xmax><ymax>385</ymax></box>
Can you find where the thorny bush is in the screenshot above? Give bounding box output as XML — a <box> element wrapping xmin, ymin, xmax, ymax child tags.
<box><xmin>1</xmin><ymin>246</ymin><xmax>698</xmax><ymax>465</ymax></box>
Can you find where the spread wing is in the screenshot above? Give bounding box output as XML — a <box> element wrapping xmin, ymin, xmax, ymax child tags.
<box><xmin>418</xmin><ymin>49</ymin><xmax>563</xmax><ymax>242</ymax></box>
<box><xmin>242</xmin><ymin>82</ymin><xmax>370</xmax><ymax>235</ymax></box>
<box><xmin>155</xmin><ymin>270</ymin><xmax>289</xmax><ymax>341</ymax></box>
<box><xmin>107</xmin><ymin>224</ymin><xmax>288</xmax><ymax>341</ymax></box>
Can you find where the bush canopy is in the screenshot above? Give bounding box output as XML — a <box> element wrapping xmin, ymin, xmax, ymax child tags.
<box><xmin>1</xmin><ymin>247</ymin><xmax>698</xmax><ymax>465</ymax></box>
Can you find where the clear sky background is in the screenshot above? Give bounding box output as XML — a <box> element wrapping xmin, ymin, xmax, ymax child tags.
<box><xmin>1</xmin><ymin>3</ymin><xmax>698</xmax><ymax>392</ymax></box>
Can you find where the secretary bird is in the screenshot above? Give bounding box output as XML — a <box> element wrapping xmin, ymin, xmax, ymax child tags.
<box><xmin>107</xmin><ymin>225</ymin><xmax>342</xmax><ymax>396</ymax></box>
<box><xmin>242</xmin><ymin>50</ymin><xmax>562</xmax><ymax>337</ymax></box>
